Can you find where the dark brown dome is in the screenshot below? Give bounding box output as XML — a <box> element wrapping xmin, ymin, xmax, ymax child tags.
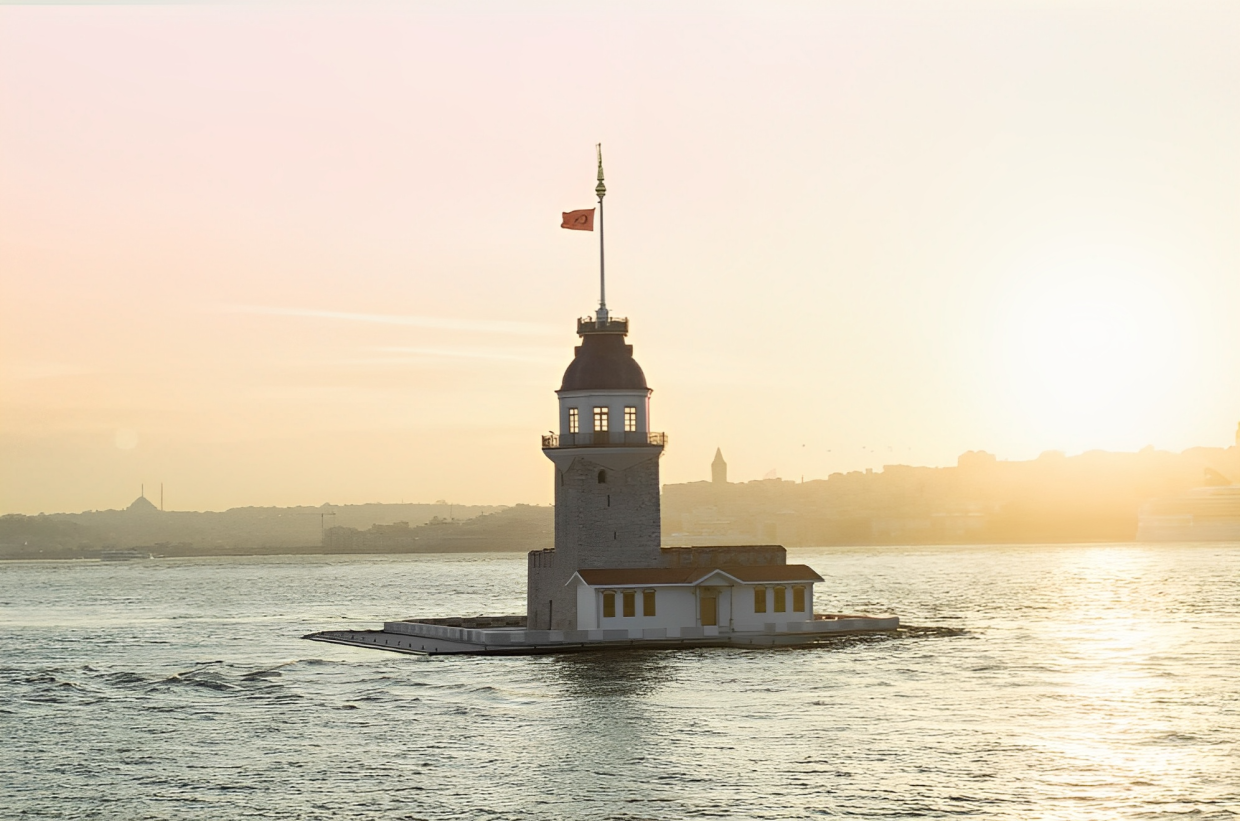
<box><xmin>559</xmin><ymin>332</ymin><xmax>647</xmax><ymax>391</ymax></box>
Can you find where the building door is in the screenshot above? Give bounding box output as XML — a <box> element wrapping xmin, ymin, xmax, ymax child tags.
<box><xmin>700</xmin><ymin>593</ymin><xmax>718</xmax><ymax>627</ymax></box>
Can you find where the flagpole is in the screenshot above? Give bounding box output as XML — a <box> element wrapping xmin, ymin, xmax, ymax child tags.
<box><xmin>595</xmin><ymin>144</ymin><xmax>607</xmax><ymax>324</ymax></box>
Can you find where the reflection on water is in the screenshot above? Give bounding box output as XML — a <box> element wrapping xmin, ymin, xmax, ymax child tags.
<box><xmin>0</xmin><ymin>545</ymin><xmax>1237</xmax><ymax>819</ymax></box>
<box><xmin>549</xmin><ymin>648</ymin><xmax>680</xmax><ymax>698</ymax></box>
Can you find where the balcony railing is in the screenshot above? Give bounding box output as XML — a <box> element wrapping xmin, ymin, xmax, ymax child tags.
<box><xmin>542</xmin><ymin>431</ymin><xmax>667</xmax><ymax>449</ymax></box>
<box><xmin>577</xmin><ymin>316</ymin><xmax>629</xmax><ymax>335</ymax></box>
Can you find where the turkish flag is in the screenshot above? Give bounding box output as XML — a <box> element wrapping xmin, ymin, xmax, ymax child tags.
<box><xmin>561</xmin><ymin>209</ymin><xmax>595</xmax><ymax>231</ymax></box>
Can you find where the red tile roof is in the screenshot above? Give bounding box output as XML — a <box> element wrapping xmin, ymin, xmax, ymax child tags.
<box><xmin>572</xmin><ymin>564</ymin><xmax>822</xmax><ymax>587</ymax></box>
<box><xmin>724</xmin><ymin>564</ymin><xmax>824</xmax><ymax>583</ymax></box>
<box><xmin>573</xmin><ymin>568</ymin><xmax>708</xmax><ymax>586</ymax></box>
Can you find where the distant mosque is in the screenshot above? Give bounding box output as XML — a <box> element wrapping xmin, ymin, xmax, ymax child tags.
<box><xmin>126</xmin><ymin>484</ymin><xmax>162</xmax><ymax>514</ymax></box>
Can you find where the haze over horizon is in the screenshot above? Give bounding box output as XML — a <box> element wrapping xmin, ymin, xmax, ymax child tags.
<box><xmin>3</xmin><ymin>2</ymin><xmax>1238</xmax><ymax>515</ymax></box>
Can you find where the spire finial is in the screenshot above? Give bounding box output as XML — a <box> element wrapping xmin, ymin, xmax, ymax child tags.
<box><xmin>595</xmin><ymin>143</ymin><xmax>606</xmax><ymax>199</ymax></box>
<box><xmin>595</xmin><ymin>143</ymin><xmax>608</xmax><ymax>323</ymax></box>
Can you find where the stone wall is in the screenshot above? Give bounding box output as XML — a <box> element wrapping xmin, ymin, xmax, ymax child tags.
<box><xmin>527</xmin><ymin>452</ymin><xmax>663</xmax><ymax>630</ymax></box>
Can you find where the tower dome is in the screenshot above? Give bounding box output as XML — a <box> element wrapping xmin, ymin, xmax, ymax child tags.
<box><xmin>559</xmin><ymin>327</ymin><xmax>647</xmax><ymax>391</ymax></box>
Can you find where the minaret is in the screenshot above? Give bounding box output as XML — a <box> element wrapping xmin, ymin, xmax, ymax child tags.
<box><xmin>526</xmin><ymin>148</ymin><xmax>667</xmax><ymax>631</ymax></box>
<box><xmin>712</xmin><ymin>448</ymin><xmax>728</xmax><ymax>484</ymax></box>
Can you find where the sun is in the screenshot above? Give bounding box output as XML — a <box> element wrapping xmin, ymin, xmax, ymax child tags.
<box><xmin>994</xmin><ymin>250</ymin><xmax>1191</xmax><ymax>451</ymax></box>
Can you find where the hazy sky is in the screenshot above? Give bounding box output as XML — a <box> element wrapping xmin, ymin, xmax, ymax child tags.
<box><xmin>2</xmin><ymin>1</ymin><xmax>1238</xmax><ymax>514</ymax></box>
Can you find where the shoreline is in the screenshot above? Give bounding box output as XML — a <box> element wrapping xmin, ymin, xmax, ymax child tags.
<box><xmin>3</xmin><ymin>539</ymin><xmax>1227</xmax><ymax>563</ymax></box>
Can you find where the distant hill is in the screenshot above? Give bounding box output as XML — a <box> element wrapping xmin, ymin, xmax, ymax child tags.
<box><xmin>322</xmin><ymin>505</ymin><xmax>553</xmax><ymax>554</ymax></box>
<box><xmin>7</xmin><ymin>439</ymin><xmax>1238</xmax><ymax>559</ymax></box>
<box><xmin>0</xmin><ymin>501</ymin><xmax>507</xmax><ymax>560</ymax></box>
<box><xmin>662</xmin><ymin>444</ymin><xmax>1240</xmax><ymax>546</ymax></box>
<box><xmin>0</xmin><ymin>514</ymin><xmax>95</xmax><ymax>557</ymax></box>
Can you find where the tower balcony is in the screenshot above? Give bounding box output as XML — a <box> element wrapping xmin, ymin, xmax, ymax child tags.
<box><xmin>577</xmin><ymin>316</ymin><xmax>629</xmax><ymax>335</ymax></box>
<box><xmin>542</xmin><ymin>431</ymin><xmax>667</xmax><ymax>449</ymax></box>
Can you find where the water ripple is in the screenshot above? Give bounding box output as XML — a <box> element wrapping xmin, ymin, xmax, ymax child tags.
<box><xmin>0</xmin><ymin>545</ymin><xmax>1237</xmax><ymax>819</ymax></box>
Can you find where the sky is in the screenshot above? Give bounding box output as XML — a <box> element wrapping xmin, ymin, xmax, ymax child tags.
<box><xmin>1</xmin><ymin>1</ymin><xmax>1238</xmax><ymax>514</ymax></box>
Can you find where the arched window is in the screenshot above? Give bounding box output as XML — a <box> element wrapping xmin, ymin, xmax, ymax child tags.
<box><xmin>597</xmin><ymin>470</ymin><xmax>607</xmax><ymax>484</ymax></box>
<box><xmin>754</xmin><ymin>586</ymin><xmax>767</xmax><ymax>614</ymax></box>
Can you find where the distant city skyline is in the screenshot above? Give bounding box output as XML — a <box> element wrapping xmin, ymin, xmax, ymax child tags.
<box><xmin>2</xmin><ymin>2</ymin><xmax>1238</xmax><ymax>514</ymax></box>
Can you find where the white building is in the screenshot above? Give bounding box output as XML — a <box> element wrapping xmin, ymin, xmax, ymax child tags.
<box><xmin>570</xmin><ymin>564</ymin><xmax>822</xmax><ymax>634</ymax></box>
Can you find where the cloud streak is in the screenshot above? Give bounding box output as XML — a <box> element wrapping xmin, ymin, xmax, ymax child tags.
<box><xmin>367</xmin><ymin>346</ymin><xmax>561</xmax><ymax>365</ymax></box>
<box><xmin>222</xmin><ymin>305</ymin><xmax>557</xmax><ymax>337</ymax></box>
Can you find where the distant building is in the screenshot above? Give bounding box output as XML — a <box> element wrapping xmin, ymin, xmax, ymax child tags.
<box><xmin>712</xmin><ymin>448</ymin><xmax>728</xmax><ymax>484</ymax></box>
<box><xmin>1138</xmin><ymin>483</ymin><xmax>1240</xmax><ymax>541</ymax></box>
<box><xmin>126</xmin><ymin>494</ymin><xmax>160</xmax><ymax>516</ymax></box>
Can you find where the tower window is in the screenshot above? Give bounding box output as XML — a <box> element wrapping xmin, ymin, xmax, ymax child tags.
<box><xmin>643</xmin><ymin>590</ymin><xmax>656</xmax><ymax>617</ymax></box>
<box><xmin>774</xmin><ymin>586</ymin><xmax>786</xmax><ymax>613</ymax></box>
<box><xmin>593</xmin><ymin>406</ymin><xmax>609</xmax><ymax>432</ymax></box>
<box><xmin>624</xmin><ymin>406</ymin><xmax>637</xmax><ymax>432</ymax></box>
<box><xmin>622</xmin><ymin>591</ymin><xmax>636</xmax><ymax>617</ymax></box>
<box><xmin>598</xmin><ymin>470</ymin><xmax>607</xmax><ymax>484</ymax></box>
<box><xmin>792</xmin><ymin>586</ymin><xmax>806</xmax><ymax>612</ymax></box>
<box><xmin>754</xmin><ymin>586</ymin><xmax>767</xmax><ymax>614</ymax></box>
<box><xmin>602</xmin><ymin>591</ymin><xmax>616</xmax><ymax>618</ymax></box>
<box><xmin>568</xmin><ymin>408</ymin><xmax>579</xmax><ymax>434</ymax></box>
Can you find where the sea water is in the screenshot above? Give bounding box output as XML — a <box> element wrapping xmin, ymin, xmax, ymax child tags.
<box><xmin>1</xmin><ymin>544</ymin><xmax>1237</xmax><ymax>820</ymax></box>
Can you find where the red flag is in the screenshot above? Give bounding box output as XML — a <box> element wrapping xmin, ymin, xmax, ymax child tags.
<box><xmin>561</xmin><ymin>209</ymin><xmax>595</xmax><ymax>231</ymax></box>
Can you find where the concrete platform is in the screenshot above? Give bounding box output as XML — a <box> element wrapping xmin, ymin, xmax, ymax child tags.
<box><xmin>303</xmin><ymin>613</ymin><xmax>900</xmax><ymax>656</ymax></box>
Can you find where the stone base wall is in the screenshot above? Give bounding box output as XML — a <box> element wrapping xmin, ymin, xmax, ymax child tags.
<box><xmin>527</xmin><ymin>548</ymin><xmax>573</xmax><ymax>631</ymax></box>
<box><xmin>526</xmin><ymin>452</ymin><xmax>664</xmax><ymax>630</ymax></box>
<box><xmin>556</xmin><ymin>454</ymin><xmax>664</xmax><ymax>569</ymax></box>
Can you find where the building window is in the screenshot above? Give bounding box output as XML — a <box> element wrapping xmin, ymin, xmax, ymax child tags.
<box><xmin>568</xmin><ymin>408</ymin><xmax>579</xmax><ymax>434</ymax></box>
<box><xmin>598</xmin><ymin>470</ymin><xmax>607</xmax><ymax>484</ymax></box>
<box><xmin>643</xmin><ymin>590</ymin><xmax>656</xmax><ymax>616</ymax></box>
<box><xmin>792</xmin><ymin>586</ymin><xmax>806</xmax><ymax>612</ymax></box>
<box><xmin>602</xmin><ymin>591</ymin><xmax>616</xmax><ymax>618</ymax></box>
<box><xmin>622</xmin><ymin>591</ymin><xmax>636</xmax><ymax>617</ymax></box>
<box><xmin>624</xmin><ymin>406</ymin><xmax>637</xmax><ymax>432</ymax></box>
<box><xmin>593</xmin><ymin>406</ymin><xmax>609</xmax><ymax>432</ymax></box>
<box><xmin>774</xmin><ymin>586</ymin><xmax>786</xmax><ymax>613</ymax></box>
<box><xmin>754</xmin><ymin>586</ymin><xmax>767</xmax><ymax>613</ymax></box>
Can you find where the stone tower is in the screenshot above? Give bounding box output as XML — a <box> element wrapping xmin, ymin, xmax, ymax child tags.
<box><xmin>712</xmin><ymin>448</ymin><xmax>728</xmax><ymax>484</ymax></box>
<box><xmin>526</xmin><ymin>315</ymin><xmax>666</xmax><ymax>630</ymax></box>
